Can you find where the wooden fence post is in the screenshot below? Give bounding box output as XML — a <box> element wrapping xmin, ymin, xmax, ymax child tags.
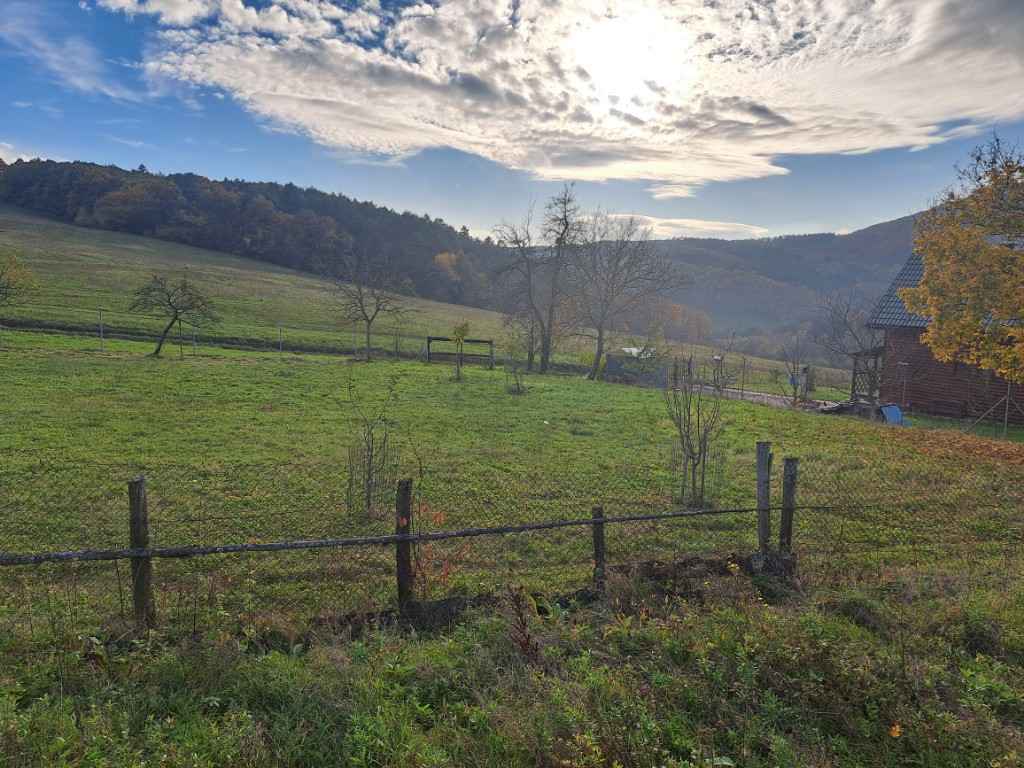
<box><xmin>488</xmin><ymin>340</ymin><xmax>495</xmax><ymax>371</ymax></box>
<box><xmin>756</xmin><ymin>441</ymin><xmax>773</xmax><ymax>554</ymax></box>
<box><xmin>128</xmin><ymin>476</ymin><xmax>156</xmax><ymax>628</ymax></box>
<box><xmin>395</xmin><ymin>478</ymin><xmax>414</xmax><ymax>612</ymax></box>
<box><xmin>780</xmin><ymin>458</ymin><xmax>798</xmax><ymax>553</ymax></box>
<box><xmin>592</xmin><ymin>506</ymin><xmax>606</xmax><ymax>588</ymax></box>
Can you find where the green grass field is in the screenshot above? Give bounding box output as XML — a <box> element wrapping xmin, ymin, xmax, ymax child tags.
<box><xmin>0</xmin><ymin>203</ymin><xmax>512</xmax><ymax>356</ymax></box>
<box><xmin>1</xmin><ymin>203</ymin><xmax>847</xmax><ymax>395</ymax></box>
<box><xmin>1</xmin><ymin>210</ymin><xmax>1022</xmax><ymax>767</ymax></box>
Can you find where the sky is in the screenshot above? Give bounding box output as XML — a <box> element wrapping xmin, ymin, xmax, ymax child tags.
<box><xmin>2</xmin><ymin>0</ymin><xmax>1024</xmax><ymax>240</ymax></box>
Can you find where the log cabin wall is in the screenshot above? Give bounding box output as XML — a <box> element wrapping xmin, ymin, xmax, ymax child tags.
<box><xmin>880</xmin><ymin>328</ymin><xmax>1024</xmax><ymax>425</ymax></box>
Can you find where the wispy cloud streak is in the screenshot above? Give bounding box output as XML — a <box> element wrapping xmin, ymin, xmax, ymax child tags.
<box><xmin>0</xmin><ymin>2</ymin><xmax>141</xmax><ymax>101</ymax></box>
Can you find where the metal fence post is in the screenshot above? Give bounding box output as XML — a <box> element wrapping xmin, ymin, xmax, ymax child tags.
<box><xmin>780</xmin><ymin>457</ymin><xmax>798</xmax><ymax>553</ymax></box>
<box><xmin>128</xmin><ymin>476</ymin><xmax>156</xmax><ymax>628</ymax></box>
<box><xmin>592</xmin><ymin>506</ymin><xmax>606</xmax><ymax>588</ymax></box>
<box><xmin>756</xmin><ymin>441</ymin><xmax>773</xmax><ymax>554</ymax></box>
<box><xmin>396</xmin><ymin>478</ymin><xmax>414</xmax><ymax>612</ymax></box>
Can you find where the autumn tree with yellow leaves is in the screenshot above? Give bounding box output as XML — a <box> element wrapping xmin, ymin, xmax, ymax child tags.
<box><xmin>903</xmin><ymin>134</ymin><xmax>1024</xmax><ymax>382</ymax></box>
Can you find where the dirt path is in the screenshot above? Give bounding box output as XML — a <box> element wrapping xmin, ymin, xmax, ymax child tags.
<box><xmin>719</xmin><ymin>387</ymin><xmax>796</xmax><ymax>409</ymax></box>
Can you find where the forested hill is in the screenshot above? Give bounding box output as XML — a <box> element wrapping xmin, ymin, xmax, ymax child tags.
<box><xmin>0</xmin><ymin>157</ymin><xmax>917</xmax><ymax>333</ymax></box>
<box><xmin>0</xmin><ymin>158</ymin><xmax>502</xmax><ymax>307</ymax></box>
<box><xmin>652</xmin><ymin>215</ymin><xmax>917</xmax><ymax>330</ymax></box>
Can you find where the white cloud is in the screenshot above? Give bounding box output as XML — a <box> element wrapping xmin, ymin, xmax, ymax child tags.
<box><xmin>0</xmin><ymin>2</ymin><xmax>140</xmax><ymax>101</ymax></box>
<box><xmin>97</xmin><ymin>0</ymin><xmax>1024</xmax><ymax>198</ymax></box>
<box><xmin>108</xmin><ymin>136</ymin><xmax>157</xmax><ymax>149</ymax></box>
<box><xmin>97</xmin><ymin>0</ymin><xmax>217</xmax><ymax>26</ymax></box>
<box><xmin>10</xmin><ymin>100</ymin><xmax>62</xmax><ymax>118</ymax></box>
<box><xmin>0</xmin><ymin>141</ymin><xmax>67</xmax><ymax>163</ymax></box>
<box><xmin>626</xmin><ymin>215</ymin><xmax>770</xmax><ymax>240</ymax></box>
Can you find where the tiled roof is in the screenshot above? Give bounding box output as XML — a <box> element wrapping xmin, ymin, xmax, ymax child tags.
<box><xmin>866</xmin><ymin>253</ymin><xmax>929</xmax><ymax>330</ymax></box>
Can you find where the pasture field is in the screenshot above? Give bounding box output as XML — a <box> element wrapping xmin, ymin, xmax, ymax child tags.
<box><xmin>0</xmin><ymin>204</ymin><xmax>508</xmax><ymax>356</ymax></box>
<box><xmin>0</xmin><ymin>215</ymin><xmax>1022</xmax><ymax>766</ymax></box>
<box><xmin>0</xmin><ymin>203</ymin><xmax>843</xmax><ymax>396</ymax></box>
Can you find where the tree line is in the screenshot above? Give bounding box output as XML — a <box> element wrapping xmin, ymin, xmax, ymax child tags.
<box><xmin>0</xmin><ymin>159</ymin><xmax>706</xmax><ymax>374</ymax></box>
<box><xmin>0</xmin><ymin>158</ymin><xmax>501</xmax><ymax>308</ymax></box>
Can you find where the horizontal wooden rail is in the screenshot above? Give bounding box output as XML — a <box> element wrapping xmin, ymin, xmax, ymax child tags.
<box><xmin>425</xmin><ymin>336</ymin><xmax>493</xmax><ymax>345</ymax></box>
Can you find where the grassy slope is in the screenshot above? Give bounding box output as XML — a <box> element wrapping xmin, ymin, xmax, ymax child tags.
<box><xmin>0</xmin><ymin>203</ymin><xmax>847</xmax><ymax>396</ymax></box>
<box><xmin>2</xmin><ymin>335</ymin><xmax>1023</xmax><ymax>767</ymax></box>
<box><xmin>0</xmin><ymin>204</ymin><xmax>508</xmax><ymax>354</ymax></box>
<box><xmin>1</xmin><ymin>209</ymin><xmax>1022</xmax><ymax>766</ymax></box>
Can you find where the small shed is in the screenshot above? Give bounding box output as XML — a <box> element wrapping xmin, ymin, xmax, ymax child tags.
<box><xmin>604</xmin><ymin>348</ymin><xmax>669</xmax><ymax>388</ymax></box>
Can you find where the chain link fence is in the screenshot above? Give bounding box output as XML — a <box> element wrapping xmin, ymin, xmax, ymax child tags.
<box><xmin>1</xmin><ymin>448</ymin><xmax>1021</xmax><ymax>644</ymax></box>
<box><xmin>794</xmin><ymin>454</ymin><xmax>1024</xmax><ymax>596</ymax></box>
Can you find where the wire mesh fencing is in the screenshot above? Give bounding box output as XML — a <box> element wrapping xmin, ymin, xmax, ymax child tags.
<box><xmin>792</xmin><ymin>453</ymin><xmax>1024</xmax><ymax>594</ymax></box>
<box><xmin>1</xmin><ymin>445</ymin><xmax>1021</xmax><ymax>644</ymax></box>
<box><xmin>0</xmin><ymin>457</ymin><xmax>758</xmax><ymax>642</ymax></box>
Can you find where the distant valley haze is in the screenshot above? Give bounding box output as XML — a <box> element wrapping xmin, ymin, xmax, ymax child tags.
<box><xmin>2</xmin><ymin>0</ymin><xmax>1024</xmax><ymax>241</ymax></box>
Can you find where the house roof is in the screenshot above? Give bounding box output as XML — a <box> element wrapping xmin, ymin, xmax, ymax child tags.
<box><xmin>866</xmin><ymin>253</ymin><xmax>929</xmax><ymax>330</ymax></box>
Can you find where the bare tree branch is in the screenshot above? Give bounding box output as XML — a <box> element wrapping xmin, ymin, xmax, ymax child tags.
<box><xmin>128</xmin><ymin>266</ymin><xmax>217</xmax><ymax>356</ymax></box>
<box><xmin>570</xmin><ymin>212</ymin><xmax>690</xmax><ymax>379</ymax></box>
<box><xmin>492</xmin><ymin>185</ymin><xmax>581</xmax><ymax>374</ymax></box>
<box><xmin>321</xmin><ymin>249</ymin><xmax>414</xmax><ymax>362</ymax></box>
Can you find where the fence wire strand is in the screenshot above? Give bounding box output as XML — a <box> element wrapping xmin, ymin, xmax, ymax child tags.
<box><xmin>1</xmin><ymin>452</ymin><xmax>1021</xmax><ymax>642</ymax></box>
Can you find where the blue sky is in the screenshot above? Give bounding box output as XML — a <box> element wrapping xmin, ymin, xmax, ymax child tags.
<box><xmin>3</xmin><ymin>0</ymin><xmax>1024</xmax><ymax>240</ymax></box>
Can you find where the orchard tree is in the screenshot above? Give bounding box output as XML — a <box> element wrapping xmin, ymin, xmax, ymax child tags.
<box><xmin>128</xmin><ymin>267</ymin><xmax>217</xmax><ymax>356</ymax></box>
<box><xmin>663</xmin><ymin>348</ymin><xmax>728</xmax><ymax>506</ymax></box>
<box><xmin>904</xmin><ymin>134</ymin><xmax>1024</xmax><ymax>382</ymax></box>
<box><xmin>322</xmin><ymin>249</ymin><xmax>412</xmax><ymax>362</ymax></box>
<box><xmin>450</xmin><ymin>317</ymin><xmax>470</xmax><ymax>380</ymax></box>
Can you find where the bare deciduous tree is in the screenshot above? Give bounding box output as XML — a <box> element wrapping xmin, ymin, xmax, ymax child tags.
<box><xmin>815</xmin><ymin>287</ymin><xmax>928</xmax><ymax>419</ymax></box>
<box><xmin>502</xmin><ymin>331</ymin><xmax>528</xmax><ymax>394</ymax></box>
<box><xmin>128</xmin><ymin>266</ymin><xmax>217</xmax><ymax>357</ymax></box>
<box><xmin>570</xmin><ymin>213</ymin><xmax>689</xmax><ymax>379</ymax></box>
<box><xmin>500</xmin><ymin>311</ymin><xmax>540</xmax><ymax>372</ymax></box>
<box><xmin>346</xmin><ymin>374</ymin><xmax>400</xmax><ymax>519</ymax></box>
<box><xmin>493</xmin><ymin>184</ymin><xmax>582</xmax><ymax>374</ymax></box>
<box><xmin>774</xmin><ymin>334</ymin><xmax>812</xmax><ymax>407</ymax></box>
<box><xmin>322</xmin><ymin>249</ymin><xmax>412</xmax><ymax>362</ymax></box>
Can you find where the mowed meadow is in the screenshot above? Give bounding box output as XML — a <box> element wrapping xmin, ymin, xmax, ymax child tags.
<box><xmin>1</xmin><ymin>207</ymin><xmax>1023</xmax><ymax>767</ymax></box>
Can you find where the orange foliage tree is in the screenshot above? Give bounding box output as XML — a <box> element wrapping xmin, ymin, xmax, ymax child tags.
<box><xmin>903</xmin><ymin>135</ymin><xmax>1024</xmax><ymax>382</ymax></box>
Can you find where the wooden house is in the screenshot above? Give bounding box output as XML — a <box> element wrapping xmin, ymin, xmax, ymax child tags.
<box><xmin>866</xmin><ymin>253</ymin><xmax>1024</xmax><ymax>425</ymax></box>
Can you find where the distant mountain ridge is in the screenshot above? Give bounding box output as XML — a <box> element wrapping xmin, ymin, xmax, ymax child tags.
<box><xmin>0</xmin><ymin>156</ymin><xmax>917</xmax><ymax>335</ymax></box>
<box><xmin>653</xmin><ymin>214</ymin><xmax>917</xmax><ymax>331</ymax></box>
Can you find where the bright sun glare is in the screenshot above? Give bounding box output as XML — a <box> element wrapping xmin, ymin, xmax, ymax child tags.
<box><xmin>567</xmin><ymin>4</ymin><xmax>696</xmax><ymax>111</ymax></box>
